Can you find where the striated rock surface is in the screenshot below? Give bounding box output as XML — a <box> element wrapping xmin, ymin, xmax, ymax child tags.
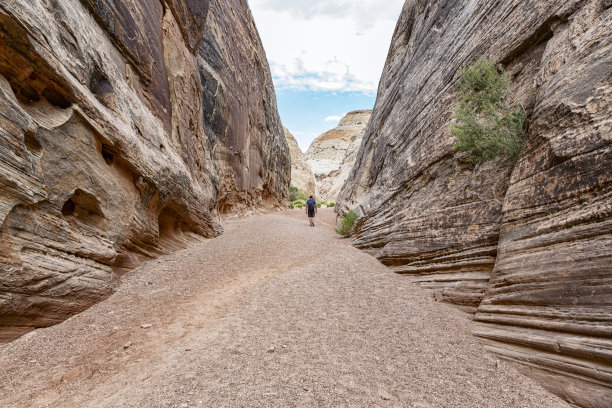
<box><xmin>284</xmin><ymin>128</ymin><xmax>316</xmax><ymax>195</ymax></box>
<box><xmin>338</xmin><ymin>0</ymin><xmax>611</xmax><ymax>406</ymax></box>
<box><xmin>0</xmin><ymin>0</ymin><xmax>289</xmax><ymax>343</ymax></box>
<box><xmin>306</xmin><ymin>110</ymin><xmax>371</xmax><ymax>201</ymax></box>
<box><xmin>199</xmin><ymin>0</ymin><xmax>290</xmax><ymax>214</ymax></box>
<box><xmin>472</xmin><ymin>2</ymin><xmax>612</xmax><ymax>406</ymax></box>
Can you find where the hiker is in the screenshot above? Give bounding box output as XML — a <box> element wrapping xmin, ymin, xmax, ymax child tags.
<box><xmin>306</xmin><ymin>195</ymin><xmax>317</xmax><ymax>227</ymax></box>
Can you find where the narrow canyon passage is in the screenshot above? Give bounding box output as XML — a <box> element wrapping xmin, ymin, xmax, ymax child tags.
<box><xmin>0</xmin><ymin>210</ymin><xmax>567</xmax><ymax>407</ymax></box>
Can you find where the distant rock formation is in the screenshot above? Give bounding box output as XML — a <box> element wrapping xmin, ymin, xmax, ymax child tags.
<box><xmin>338</xmin><ymin>0</ymin><xmax>611</xmax><ymax>406</ymax></box>
<box><xmin>306</xmin><ymin>110</ymin><xmax>371</xmax><ymax>201</ymax></box>
<box><xmin>0</xmin><ymin>0</ymin><xmax>289</xmax><ymax>343</ymax></box>
<box><xmin>284</xmin><ymin>128</ymin><xmax>316</xmax><ymax>195</ymax></box>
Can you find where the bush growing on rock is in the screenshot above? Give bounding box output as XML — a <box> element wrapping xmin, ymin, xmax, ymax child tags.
<box><xmin>327</xmin><ymin>202</ymin><xmax>335</xmax><ymax>207</ymax></box>
<box><xmin>336</xmin><ymin>210</ymin><xmax>358</xmax><ymax>237</ymax></box>
<box><xmin>451</xmin><ymin>57</ymin><xmax>526</xmax><ymax>164</ymax></box>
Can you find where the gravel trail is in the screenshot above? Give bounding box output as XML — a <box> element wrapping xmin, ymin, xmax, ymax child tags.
<box><xmin>0</xmin><ymin>209</ymin><xmax>568</xmax><ymax>407</ymax></box>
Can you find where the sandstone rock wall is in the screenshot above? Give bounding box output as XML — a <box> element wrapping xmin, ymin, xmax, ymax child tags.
<box><xmin>0</xmin><ymin>0</ymin><xmax>289</xmax><ymax>342</ymax></box>
<box><xmin>306</xmin><ymin>110</ymin><xmax>371</xmax><ymax>201</ymax></box>
<box><xmin>198</xmin><ymin>0</ymin><xmax>290</xmax><ymax>214</ymax></box>
<box><xmin>338</xmin><ymin>0</ymin><xmax>611</xmax><ymax>406</ymax></box>
<box><xmin>284</xmin><ymin>128</ymin><xmax>316</xmax><ymax>195</ymax></box>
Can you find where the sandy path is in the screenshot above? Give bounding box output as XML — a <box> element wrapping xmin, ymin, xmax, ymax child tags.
<box><xmin>0</xmin><ymin>209</ymin><xmax>567</xmax><ymax>407</ymax></box>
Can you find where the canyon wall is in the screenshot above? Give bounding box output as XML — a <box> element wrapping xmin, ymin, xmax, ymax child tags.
<box><xmin>338</xmin><ymin>0</ymin><xmax>611</xmax><ymax>406</ymax></box>
<box><xmin>0</xmin><ymin>0</ymin><xmax>289</xmax><ymax>342</ymax></box>
<box><xmin>199</xmin><ymin>0</ymin><xmax>290</xmax><ymax>214</ymax></box>
<box><xmin>284</xmin><ymin>128</ymin><xmax>316</xmax><ymax>195</ymax></box>
<box><xmin>306</xmin><ymin>110</ymin><xmax>371</xmax><ymax>201</ymax></box>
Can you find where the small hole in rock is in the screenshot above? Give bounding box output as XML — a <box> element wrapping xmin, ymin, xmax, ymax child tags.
<box><xmin>60</xmin><ymin>189</ymin><xmax>105</xmax><ymax>226</ymax></box>
<box><xmin>61</xmin><ymin>198</ymin><xmax>76</xmax><ymax>216</ymax></box>
<box><xmin>24</xmin><ymin>130</ymin><xmax>42</xmax><ymax>154</ymax></box>
<box><xmin>101</xmin><ymin>145</ymin><xmax>114</xmax><ymax>165</ymax></box>
<box><xmin>89</xmin><ymin>67</ymin><xmax>113</xmax><ymax>106</ymax></box>
<box><xmin>41</xmin><ymin>87</ymin><xmax>71</xmax><ymax>109</ymax></box>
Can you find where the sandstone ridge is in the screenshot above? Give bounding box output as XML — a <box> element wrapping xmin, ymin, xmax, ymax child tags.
<box><xmin>338</xmin><ymin>1</ymin><xmax>611</xmax><ymax>406</ymax></box>
<box><xmin>306</xmin><ymin>110</ymin><xmax>371</xmax><ymax>201</ymax></box>
<box><xmin>0</xmin><ymin>0</ymin><xmax>289</xmax><ymax>343</ymax></box>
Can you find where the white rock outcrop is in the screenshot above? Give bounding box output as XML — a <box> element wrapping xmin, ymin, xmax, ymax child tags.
<box><xmin>305</xmin><ymin>110</ymin><xmax>371</xmax><ymax>201</ymax></box>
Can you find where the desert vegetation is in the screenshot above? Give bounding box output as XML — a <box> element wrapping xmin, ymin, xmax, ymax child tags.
<box><xmin>289</xmin><ymin>187</ymin><xmax>335</xmax><ymax>209</ymax></box>
<box><xmin>451</xmin><ymin>57</ymin><xmax>526</xmax><ymax>164</ymax></box>
<box><xmin>336</xmin><ymin>209</ymin><xmax>358</xmax><ymax>237</ymax></box>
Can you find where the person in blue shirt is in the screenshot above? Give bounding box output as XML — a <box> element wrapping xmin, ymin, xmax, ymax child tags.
<box><xmin>305</xmin><ymin>195</ymin><xmax>317</xmax><ymax>227</ymax></box>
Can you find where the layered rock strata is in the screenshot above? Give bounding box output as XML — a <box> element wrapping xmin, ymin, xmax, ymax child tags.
<box><xmin>306</xmin><ymin>110</ymin><xmax>371</xmax><ymax>201</ymax></box>
<box><xmin>338</xmin><ymin>0</ymin><xmax>611</xmax><ymax>406</ymax></box>
<box><xmin>284</xmin><ymin>128</ymin><xmax>316</xmax><ymax>195</ymax></box>
<box><xmin>199</xmin><ymin>0</ymin><xmax>290</xmax><ymax>214</ymax></box>
<box><xmin>0</xmin><ymin>0</ymin><xmax>289</xmax><ymax>342</ymax></box>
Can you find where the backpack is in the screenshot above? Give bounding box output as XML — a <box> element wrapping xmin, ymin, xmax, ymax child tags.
<box><xmin>307</xmin><ymin>199</ymin><xmax>316</xmax><ymax>211</ymax></box>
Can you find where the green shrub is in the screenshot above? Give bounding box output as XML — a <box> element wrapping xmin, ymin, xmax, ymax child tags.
<box><xmin>327</xmin><ymin>202</ymin><xmax>335</xmax><ymax>207</ymax></box>
<box><xmin>336</xmin><ymin>210</ymin><xmax>358</xmax><ymax>237</ymax></box>
<box><xmin>289</xmin><ymin>186</ymin><xmax>309</xmax><ymax>202</ymax></box>
<box><xmin>451</xmin><ymin>57</ymin><xmax>526</xmax><ymax>164</ymax></box>
<box><xmin>289</xmin><ymin>202</ymin><xmax>294</xmax><ymax>209</ymax></box>
<box><xmin>289</xmin><ymin>186</ymin><xmax>298</xmax><ymax>202</ymax></box>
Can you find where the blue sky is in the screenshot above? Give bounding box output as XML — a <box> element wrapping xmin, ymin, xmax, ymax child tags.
<box><xmin>276</xmin><ymin>90</ymin><xmax>376</xmax><ymax>151</ymax></box>
<box><xmin>249</xmin><ymin>0</ymin><xmax>405</xmax><ymax>151</ymax></box>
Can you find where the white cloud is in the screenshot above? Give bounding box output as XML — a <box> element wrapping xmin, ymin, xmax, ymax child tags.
<box><xmin>250</xmin><ymin>0</ymin><xmax>402</xmax><ymax>30</ymax></box>
<box><xmin>249</xmin><ymin>0</ymin><xmax>404</xmax><ymax>94</ymax></box>
<box><xmin>324</xmin><ymin>115</ymin><xmax>342</xmax><ymax>122</ymax></box>
<box><xmin>271</xmin><ymin>57</ymin><xmax>376</xmax><ymax>94</ymax></box>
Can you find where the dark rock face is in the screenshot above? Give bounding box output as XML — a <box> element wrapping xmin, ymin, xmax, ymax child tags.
<box><xmin>79</xmin><ymin>0</ymin><xmax>171</xmax><ymax>128</ymax></box>
<box><xmin>0</xmin><ymin>0</ymin><xmax>288</xmax><ymax>342</ymax></box>
<box><xmin>199</xmin><ymin>0</ymin><xmax>290</xmax><ymax>214</ymax></box>
<box><xmin>338</xmin><ymin>0</ymin><xmax>611</xmax><ymax>406</ymax></box>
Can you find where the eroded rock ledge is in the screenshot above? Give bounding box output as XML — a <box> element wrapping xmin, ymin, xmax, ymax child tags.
<box><xmin>338</xmin><ymin>0</ymin><xmax>611</xmax><ymax>406</ymax></box>
<box><xmin>0</xmin><ymin>0</ymin><xmax>289</xmax><ymax>342</ymax></box>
